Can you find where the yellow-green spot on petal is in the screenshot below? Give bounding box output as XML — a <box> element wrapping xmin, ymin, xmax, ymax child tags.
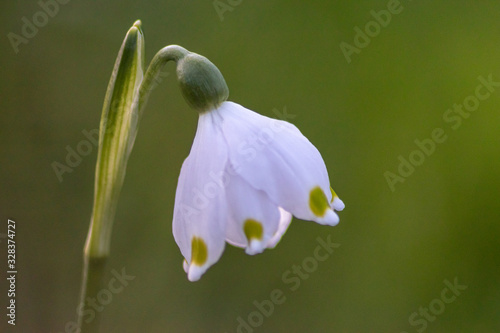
<box><xmin>243</xmin><ymin>219</ymin><xmax>263</xmax><ymax>241</ymax></box>
<box><xmin>330</xmin><ymin>187</ymin><xmax>338</xmax><ymax>204</ymax></box>
<box><xmin>191</xmin><ymin>237</ymin><xmax>208</xmax><ymax>266</ymax></box>
<box><xmin>310</xmin><ymin>186</ymin><xmax>329</xmax><ymax>217</ymax></box>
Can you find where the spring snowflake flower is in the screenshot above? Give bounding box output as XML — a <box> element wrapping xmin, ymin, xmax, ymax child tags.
<box><xmin>169</xmin><ymin>48</ymin><xmax>345</xmax><ymax>281</ymax></box>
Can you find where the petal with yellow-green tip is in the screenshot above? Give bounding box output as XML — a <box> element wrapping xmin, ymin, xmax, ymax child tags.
<box><xmin>224</xmin><ymin>173</ymin><xmax>280</xmax><ymax>255</ymax></box>
<box><xmin>172</xmin><ymin>111</ymin><xmax>228</xmax><ymax>282</ymax></box>
<box><xmin>309</xmin><ymin>186</ymin><xmax>339</xmax><ymax>226</ymax></box>
<box><xmin>330</xmin><ymin>187</ymin><xmax>345</xmax><ymax>211</ymax></box>
<box><xmin>218</xmin><ymin>102</ymin><xmax>337</xmax><ymax>224</ymax></box>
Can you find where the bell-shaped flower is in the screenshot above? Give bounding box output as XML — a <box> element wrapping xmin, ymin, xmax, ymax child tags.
<box><xmin>167</xmin><ymin>48</ymin><xmax>344</xmax><ymax>281</ymax></box>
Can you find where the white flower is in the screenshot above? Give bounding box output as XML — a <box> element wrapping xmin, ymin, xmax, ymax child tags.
<box><xmin>172</xmin><ymin>101</ymin><xmax>345</xmax><ymax>281</ymax></box>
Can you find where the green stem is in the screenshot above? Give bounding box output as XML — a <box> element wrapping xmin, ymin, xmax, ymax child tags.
<box><xmin>77</xmin><ymin>256</ymin><xmax>107</xmax><ymax>332</ymax></box>
<box><xmin>137</xmin><ymin>45</ymin><xmax>189</xmax><ymax>116</ymax></box>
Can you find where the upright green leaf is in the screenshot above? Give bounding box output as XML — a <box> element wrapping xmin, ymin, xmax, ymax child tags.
<box><xmin>86</xmin><ymin>20</ymin><xmax>144</xmax><ymax>258</ymax></box>
<box><xmin>78</xmin><ymin>20</ymin><xmax>145</xmax><ymax>333</ymax></box>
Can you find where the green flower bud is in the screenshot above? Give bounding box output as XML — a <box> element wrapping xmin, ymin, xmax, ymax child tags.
<box><xmin>176</xmin><ymin>52</ymin><xmax>229</xmax><ymax>112</ymax></box>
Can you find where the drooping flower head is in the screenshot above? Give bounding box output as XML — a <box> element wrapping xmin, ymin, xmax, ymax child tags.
<box><xmin>171</xmin><ymin>49</ymin><xmax>345</xmax><ymax>281</ymax></box>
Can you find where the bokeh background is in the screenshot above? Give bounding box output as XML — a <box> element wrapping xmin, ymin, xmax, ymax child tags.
<box><xmin>1</xmin><ymin>1</ymin><xmax>500</xmax><ymax>332</ymax></box>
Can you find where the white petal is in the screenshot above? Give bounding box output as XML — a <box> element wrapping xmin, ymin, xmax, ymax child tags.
<box><xmin>332</xmin><ymin>196</ymin><xmax>345</xmax><ymax>212</ymax></box>
<box><xmin>315</xmin><ymin>209</ymin><xmax>339</xmax><ymax>226</ymax></box>
<box><xmin>266</xmin><ymin>207</ymin><xmax>293</xmax><ymax>248</ymax></box>
<box><xmin>172</xmin><ymin>111</ymin><xmax>228</xmax><ymax>281</ymax></box>
<box><xmin>218</xmin><ymin>101</ymin><xmax>339</xmax><ymax>225</ymax></box>
<box><xmin>329</xmin><ymin>186</ymin><xmax>345</xmax><ymax>211</ymax></box>
<box><xmin>224</xmin><ymin>174</ymin><xmax>280</xmax><ymax>255</ymax></box>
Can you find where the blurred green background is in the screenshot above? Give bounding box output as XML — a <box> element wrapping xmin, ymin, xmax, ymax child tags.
<box><xmin>1</xmin><ymin>0</ymin><xmax>499</xmax><ymax>332</ymax></box>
